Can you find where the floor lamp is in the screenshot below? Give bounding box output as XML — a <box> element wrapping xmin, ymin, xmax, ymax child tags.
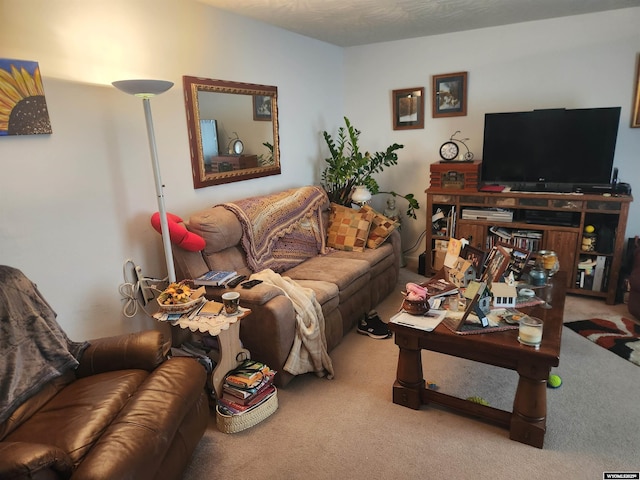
<box><xmin>112</xmin><ymin>79</ymin><xmax>176</xmax><ymax>283</ymax></box>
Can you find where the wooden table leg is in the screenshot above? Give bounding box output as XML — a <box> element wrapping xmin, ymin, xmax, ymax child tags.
<box><xmin>393</xmin><ymin>333</ymin><xmax>425</xmax><ymax>409</ymax></box>
<box><xmin>510</xmin><ymin>363</ymin><xmax>550</xmax><ymax>448</ymax></box>
<box><xmin>210</xmin><ymin>320</ymin><xmax>251</xmax><ymax>399</ymax></box>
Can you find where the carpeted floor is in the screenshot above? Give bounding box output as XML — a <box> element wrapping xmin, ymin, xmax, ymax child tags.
<box><xmin>181</xmin><ymin>262</ymin><xmax>640</xmax><ymax>480</ymax></box>
<box><xmin>565</xmin><ymin>316</ymin><xmax>640</xmax><ymax>367</ymax></box>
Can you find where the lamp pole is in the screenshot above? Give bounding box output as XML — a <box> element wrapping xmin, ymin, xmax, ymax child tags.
<box><xmin>112</xmin><ymin>79</ymin><xmax>176</xmax><ymax>283</ymax></box>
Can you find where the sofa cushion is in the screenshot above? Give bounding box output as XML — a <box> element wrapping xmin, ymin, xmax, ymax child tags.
<box><xmin>326</xmin><ymin>203</ymin><xmax>373</xmax><ymax>252</ymax></box>
<box><xmin>285</xmin><ymin>256</ymin><xmax>370</xmax><ymax>292</ymax></box>
<box><xmin>359</xmin><ymin>205</ymin><xmax>399</xmax><ymax>249</ymax></box>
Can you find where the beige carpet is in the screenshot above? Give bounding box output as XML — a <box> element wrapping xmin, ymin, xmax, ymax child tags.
<box><xmin>182</xmin><ymin>263</ymin><xmax>639</xmax><ymax>480</ymax></box>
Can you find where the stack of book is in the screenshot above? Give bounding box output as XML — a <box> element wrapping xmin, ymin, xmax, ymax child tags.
<box><xmin>218</xmin><ymin>360</ymin><xmax>276</xmax><ymax>416</ymax></box>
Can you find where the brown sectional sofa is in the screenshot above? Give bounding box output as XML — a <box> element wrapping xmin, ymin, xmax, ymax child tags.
<box><xmin>0</xmin><ymin>266</ymin><xmax>209</xmax><ymax>480</ymax></box>
<box><xmin>172</xmin><ymin>186</ymin><xmax>401</xmax><ymax>387</ymax></box>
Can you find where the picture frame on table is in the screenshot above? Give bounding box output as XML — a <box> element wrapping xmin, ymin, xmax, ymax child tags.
<box><xmin>432</xmin><ymin>71</ymin><xmax>467</xmax><ymax>118</ymax></box>
<box><xmin>498</xmin><ymin>242</ymin><xmax>531</xmax><ymax>280</ymax></box>
<box><xmin>253</xmin><ymin>94</ymin><xmax>272</xmax><ymax>121</ymax></box>
<box><xmin>461</xmin><ymin>245</ymin><xmax>487</xmax><ymax>277</ymax></box>
<box><xmin>480</xmin><ymin>244</ymin><xmax>511</xmax><ymax>284</ymax></box>
<box><xmin>392</xmin><ymin>87</ymin><xmax>425</xmax><ymax>130</ymax></box>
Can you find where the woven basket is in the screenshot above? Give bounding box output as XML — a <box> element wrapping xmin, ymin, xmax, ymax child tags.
<box><xmin>216</xmin><ymin>388</ymin><xmax>278</xmax><ymax>434</ymax></box>
<box><xmin>157</xmin><ymin>297</ymin><xmax>199</xmax><ymax>314</ymax></box>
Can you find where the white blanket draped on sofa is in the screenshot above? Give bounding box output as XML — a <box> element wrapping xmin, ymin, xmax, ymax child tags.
<box><xmin>251</xmin><ymin>269</ymin><xmax>334</xmax><ymax>379</ymax></box>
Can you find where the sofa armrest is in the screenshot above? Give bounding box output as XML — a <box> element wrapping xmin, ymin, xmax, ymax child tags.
<box><xmin>75</xmin><ymin>330</ymin><xmax>166</xmax><ymax>378</ymax></box>
<box><xmin>0</xmin><ymin>441</ymin><xmax>73</xmax><ymax>480</ymax></box>
<box><xmin>205</xmin><ymin>283</ymin><xmax>285</xmax><ymax>306</ymax></box>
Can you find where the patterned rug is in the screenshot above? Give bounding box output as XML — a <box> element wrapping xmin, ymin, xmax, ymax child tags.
<box><xmin>565</xmin><ymin>317</ymin><xmax>640</xmax><ymax>367</ymax></box>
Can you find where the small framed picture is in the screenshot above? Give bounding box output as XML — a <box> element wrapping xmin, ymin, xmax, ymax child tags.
<box><xmin>253</xmin><ymin>95</ymin><xmax>272</xmax><ymax>121</ymax></box>
<box><xmin>497</xmin><ymin>242</ymin><xmax>531</xmax><ymax>280</ymax></box>
<box><xmin>392</xmin><ymin>87</ymin><xmax>424</xmax><ymax>130</ymax></box>
<box><xmin>432</xmin><ymin>72</ymin><xmax>467</xmax><ymax>118</ymax></box>
<box><xmin>481</xmin><ymin>244</ymin><xmax>511</xmax><ymax>284</ymax></box>
<box><xmin>461</xmin><ymin>245</ymin><xmax>487</xmax><ymax>276</ymax></box>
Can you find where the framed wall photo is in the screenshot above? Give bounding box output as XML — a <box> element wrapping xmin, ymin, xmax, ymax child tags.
<box><xmin>253</xmin><ymin>94</ymin><xmax>272</xmax><ymax>121</ymax></box>
<box><xmin>392</xmin><ymin>87</ymin><xmax>424</xmax><ymax>130</ymax></box>
<box><xmin>632</xmin><ymin>55</ymin><xmax>640</xmax><ymax>128</ymax></box>
<box><xmin>432</xmin><ymin>72</ymin><xmax>467</xmax><ymax>118</ymax></box>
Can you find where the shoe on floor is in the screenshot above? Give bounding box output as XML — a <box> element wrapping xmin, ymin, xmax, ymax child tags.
<box><xmin>357</xmin><ymin>310</ymin><xmax>391</xmax><ymax>339</ymax></box>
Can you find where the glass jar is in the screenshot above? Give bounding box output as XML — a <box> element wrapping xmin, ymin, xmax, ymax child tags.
<box><xmin>536</xmin><ymin>250</ymin><xmax>559</xmax><ymax>278</ymax></box>
<box><xmin>518</xmin><ymin>316</ymin><xmax>543</xmax><ymax>348</ymax></box>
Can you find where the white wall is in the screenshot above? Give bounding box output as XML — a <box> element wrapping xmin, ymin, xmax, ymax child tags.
<box><xmin>0</xmin><ymin>0</ymin><xmax>343</xmax><ymax>339</ymax></box>
<box><xmin>343</xmin><ymin>8</ymin><xmax>640</xmax><ymax>259</ymax></box>
<box><xmin>1</xmin><ymin>2</ymin><xmax>638</xmax><ymax>341</ymax></box>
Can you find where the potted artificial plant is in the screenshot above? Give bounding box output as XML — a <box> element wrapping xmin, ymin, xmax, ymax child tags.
<box><xmin>320</xmin><ymin>116</ymin><xmax>419</xmax><ymax>219</ymax></box>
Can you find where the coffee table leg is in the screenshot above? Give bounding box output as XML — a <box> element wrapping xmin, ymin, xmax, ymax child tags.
<box><xmin>510</xmin><ymin>364</ymin><xmax>549</xmax><ymax>448</ymax></box>
<box><xmin>393</xmin><ymin>334</ymin><xmax>425</xmax><ymax>409</ymax></box>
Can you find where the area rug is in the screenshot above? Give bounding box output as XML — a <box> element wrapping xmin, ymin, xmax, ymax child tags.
<box><xmin>565</xmin><ymin>316</ymin><xmax>640</xmax><ymax>367</ymax></box>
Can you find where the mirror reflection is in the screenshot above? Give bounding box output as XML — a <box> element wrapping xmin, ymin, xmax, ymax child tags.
<box><xmin>183</xmin><ymin>76</ymin><xmax>280</xmax><ymax>188</ymax></box>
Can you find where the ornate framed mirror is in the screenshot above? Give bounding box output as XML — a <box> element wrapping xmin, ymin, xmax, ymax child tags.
<box><xmin>183</xmin><ymin>76</ymin><xmax>281</xmax><ymax>188</ymax></box>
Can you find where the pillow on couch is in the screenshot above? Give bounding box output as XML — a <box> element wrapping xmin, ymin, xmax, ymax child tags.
<box><xmin>326</xmin><ymin>203</ymin><xmax>373</xmax><ymax>252</ymax></box>
<box><xmin>360</xmin><ymin>205</ymin><xmax>400</xmax><ymax>249</ymax></box>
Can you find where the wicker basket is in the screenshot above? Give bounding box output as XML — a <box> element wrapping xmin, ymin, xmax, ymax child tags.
<box><xmin>157</xmin><ymin>297</ymin><xmax>200</xmax><ymax>314</ymax></box>
<box><xmin>216</xmin><ymin>388</ymin><xmax>278</xmax><ymax>434</ymax></box>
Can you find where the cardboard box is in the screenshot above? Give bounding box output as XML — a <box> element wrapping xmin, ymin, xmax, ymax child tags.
<box><xmin>432</xmin><ymin>249</ymin><xmax>446</xmax><ymax>271</ymax></box>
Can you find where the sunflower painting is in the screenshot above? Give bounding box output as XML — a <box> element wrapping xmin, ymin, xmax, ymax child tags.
<box><xmin>0</xmin><ymin>58</ymin><xmax>52</xmax><ymax>136</ymax></box>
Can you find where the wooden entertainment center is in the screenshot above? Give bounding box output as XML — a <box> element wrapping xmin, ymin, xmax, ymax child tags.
<box><xmin>425</xmin><ymin>187</ymin><xmax>632</xmax><ymax>304</ymax></box>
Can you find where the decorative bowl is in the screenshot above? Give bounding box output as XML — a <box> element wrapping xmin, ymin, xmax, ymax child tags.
<box><xmin>157</xmin><ymin>297</ymin><xmax>200</xmax><ymax>314</ymax></box>
<box><xmin>402</xmin><ymin>298</ymin><xmax>430</xmax><ymax>315</ymax></box>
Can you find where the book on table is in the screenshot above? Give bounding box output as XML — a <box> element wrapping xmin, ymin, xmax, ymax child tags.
<box><xmin>422</xmin><ymin>274</ymin><xmax>458</xmax><ymax>298</ymax></box>
<box><xmin>193</xmin><ymin>270</ymin><xmax>237</xmax><ymax>286</ymax></box>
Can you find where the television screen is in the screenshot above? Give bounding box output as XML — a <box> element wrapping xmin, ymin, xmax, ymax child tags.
<box><xmin>481</xmin><ymin>107</ymin><xmax>621</xmax><ymax>192</ymax></box>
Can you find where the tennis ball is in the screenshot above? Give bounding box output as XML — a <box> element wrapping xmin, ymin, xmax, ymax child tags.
<box><xmin>585</xmin><ymin>225</ymin><xmax>595</xmax><ymax>233</ymax></box>
<box><xmin>466</xmin><ymin>396</ymin><xmax>489</xmax><ymax>406</ymax></box>
<box><xmin>548</xmin><ymin>374</ymin><xmax>562</xmax><ymax>388</ymax></box>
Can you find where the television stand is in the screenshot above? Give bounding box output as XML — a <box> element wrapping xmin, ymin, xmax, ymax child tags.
<box><xmin>425</xmin><ymin>188</ymin><xmax>632</xmax><ymax>304</ymax></box>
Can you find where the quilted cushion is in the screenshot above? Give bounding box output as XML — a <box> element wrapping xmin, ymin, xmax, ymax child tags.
<box><xmin>326</xmin><ymin>203</ymin><xmax>373</xmax><ymax>252</ymax></box>
<box><xmin>360</xmin><ymin>205</ymin><xmax>399</xmax><ymax>249</ymax></box>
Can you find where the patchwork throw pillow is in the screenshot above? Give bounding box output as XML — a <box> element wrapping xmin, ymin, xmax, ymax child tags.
<box><xmin>360</xmin><ymin>205</ymin><xmax>400</xmax><ymax>249</ymax></box>
<box><xmin>326</xmin><ymin>203</ymin><xmax>373</xmax><ymax>252</ymax></box>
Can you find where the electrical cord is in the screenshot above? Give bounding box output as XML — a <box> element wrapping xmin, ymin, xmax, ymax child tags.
<box><xmin>403</xmin><ymin>229</ymin><xmax>427</xmax><ymax>255</ymax></box>
<box><xmin>118</xmin><ymin>259</ymin><xmax>164</xmax><ymax>318</ymax></box>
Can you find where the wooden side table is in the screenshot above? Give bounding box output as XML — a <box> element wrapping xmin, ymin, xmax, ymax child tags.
<box><xmin>155</xmin><ymin>308</ymin><xmax>251</xmax><ymax>398</ymax></box>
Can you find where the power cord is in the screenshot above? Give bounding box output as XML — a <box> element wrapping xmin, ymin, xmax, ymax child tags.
<box><xmin>403</xmin><ymin>229</ymin><xmax>427</xmax><ymax>255</ymax></box>
<box><xmin>119</xmin><ymin>259</ymin><xmax>165</xmax><ymax>318</ymax></box>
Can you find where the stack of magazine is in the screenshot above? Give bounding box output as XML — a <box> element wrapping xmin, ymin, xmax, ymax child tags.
<box><xmin>217</xmin><ymin>360</ymin><xmax>276</xmax><ymax>416</ymax></box>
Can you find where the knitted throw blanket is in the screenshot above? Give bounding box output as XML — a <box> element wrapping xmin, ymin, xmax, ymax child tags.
<box><xmin>221</xmin><ymin>186</ymin><xmax>329</xmax><ymax>273</ymax></box>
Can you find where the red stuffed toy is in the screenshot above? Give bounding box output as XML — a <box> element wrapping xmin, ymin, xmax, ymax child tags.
<box><xmin>150</xmin><ymin>212</ymin><xmax>206</xmax><ymax>252</ymax></box>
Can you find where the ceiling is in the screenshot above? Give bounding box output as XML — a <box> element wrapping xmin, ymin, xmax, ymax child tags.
<box><xmin>198</xmin><ymin>0</ymin><xmax>640</xmax><ymax>47</ymax></box>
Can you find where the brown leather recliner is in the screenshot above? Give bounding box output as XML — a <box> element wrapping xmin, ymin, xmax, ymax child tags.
<box><xmin>0</xmin><ymin>266</ymin><xmax>209</xmax><ymax>480</ymax></box>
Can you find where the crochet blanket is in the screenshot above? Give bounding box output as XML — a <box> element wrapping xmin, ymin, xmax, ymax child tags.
<box><xmin>0</xmin><ymin>266</ymin><xmax>88</xmax><ymax>423</ymax></box>
<box><xmin>221</xmin><ymin>186</ymin><xmax>329</xmax><ymax>273</ymax></box>
<box><xmin>251</xmin><ymin>269</ymin><xmax>334</xmax><ymax>379</ymax></box>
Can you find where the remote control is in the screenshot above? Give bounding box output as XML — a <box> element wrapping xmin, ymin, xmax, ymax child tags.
<box><xmin>241</xmin><ymin>279</ymin><xmax>263</xmax><ymax>289</ymax></box>
<box><xmin>225</xmin><ymin>275</ymin><xmax>246</xmax><ymax>288</ymax></box>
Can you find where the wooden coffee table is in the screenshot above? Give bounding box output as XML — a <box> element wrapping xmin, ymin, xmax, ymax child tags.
<box><xmin>389</xmin><ymin>272</ymin><xmax>566</xmax><ymax>448</ymax></box>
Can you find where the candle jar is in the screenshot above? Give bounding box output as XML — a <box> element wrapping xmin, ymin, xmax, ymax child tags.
<box><xmin>518</xmin><ymin>316</ymin><xmax>543</xmax><ymax>349</ymax></box>
<box><xmin>529</xmin><ymin>267</ymin><xmax>547</xmax><ymax>287</ymax></box>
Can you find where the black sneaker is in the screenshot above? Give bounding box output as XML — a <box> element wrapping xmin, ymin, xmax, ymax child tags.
<box><xmin>357</xmin><ymin>310</ymin><xmax>391</xmax><ymax>339</ymax></box>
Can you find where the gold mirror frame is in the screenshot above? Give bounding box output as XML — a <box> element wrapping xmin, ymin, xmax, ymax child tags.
<box><xmin>183</xmin><ymin>75</ymin><xmax>281</xmax><ymax>188</ymax></box>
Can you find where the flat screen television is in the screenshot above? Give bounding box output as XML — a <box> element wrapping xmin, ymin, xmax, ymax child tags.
<box><xmin>481</xmin><ymin>107</ymin><xmax>621</xmax><ymax>193</ymax></box>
